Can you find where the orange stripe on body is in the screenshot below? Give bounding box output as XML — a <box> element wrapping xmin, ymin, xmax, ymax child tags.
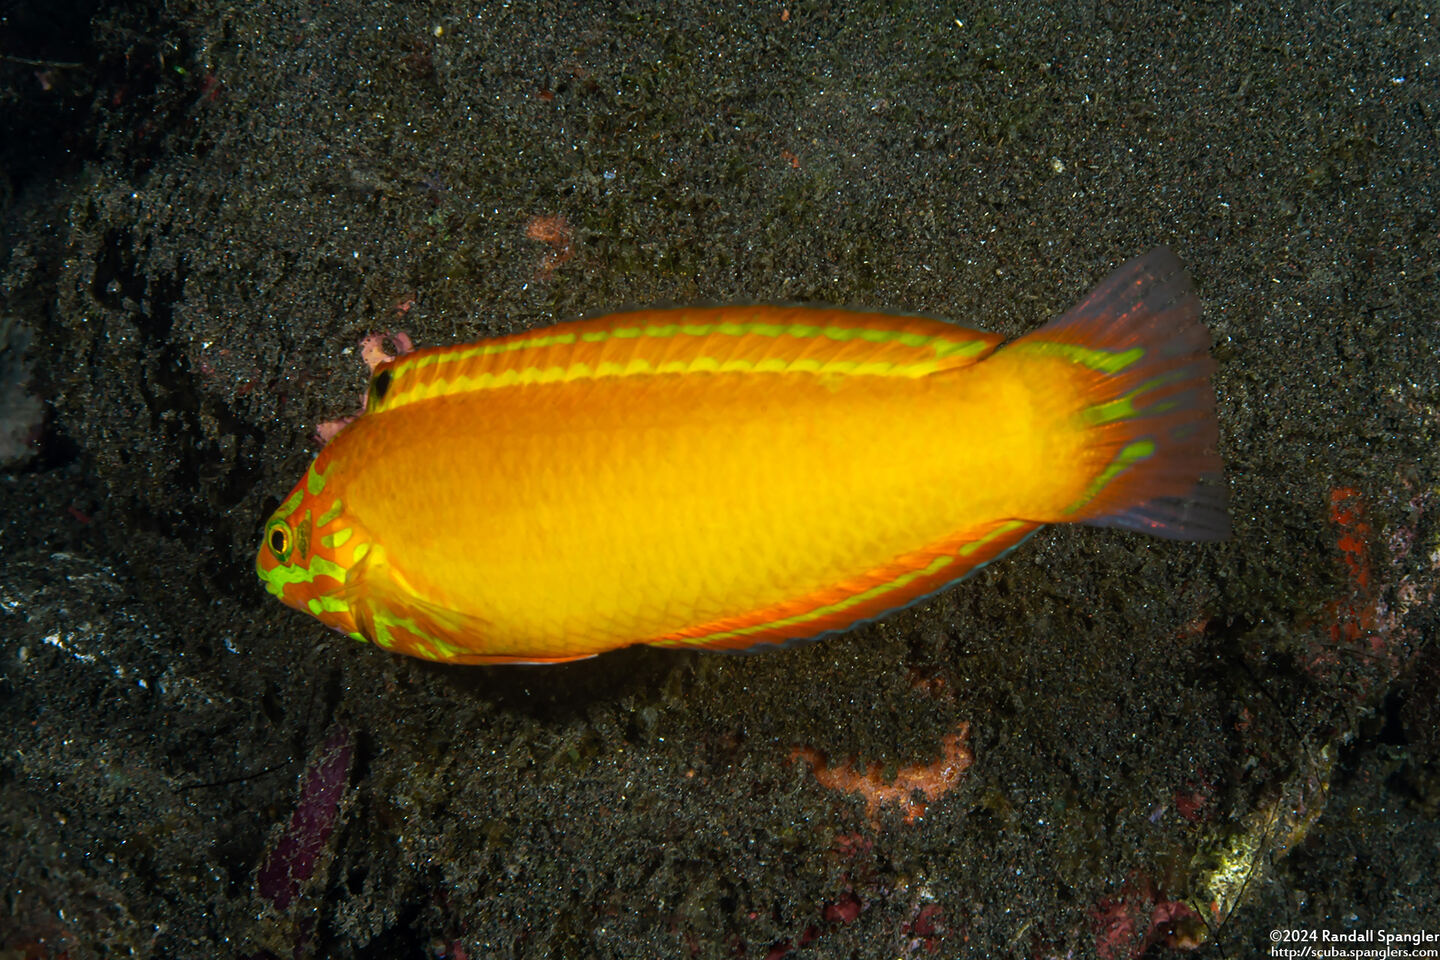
<box><xmin>648</xmin><ymin>519</ymin><xmax>1040</xmax><ymax>651</ymax></box>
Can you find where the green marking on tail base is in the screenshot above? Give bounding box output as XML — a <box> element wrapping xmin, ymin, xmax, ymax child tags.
<box><xmin>1014</xmin><ymin>341</ymin><xmax>1145</xmax><ymax>375</ymax></box>
<box><xmin>1082</xmin><ymin>370</ymin><xmax>1190</xmax><ymax>426</ymax></box>
<box><xmin>1062</xmin><ymin>439</ymin><xmax>1158</xmax><ymax>516</ymax></box>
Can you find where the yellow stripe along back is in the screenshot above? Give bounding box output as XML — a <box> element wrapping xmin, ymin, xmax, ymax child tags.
<box><xmin>366</xmin><ymin>306</ymin><xmax>1005</xmax><ymax>414</ymax></box>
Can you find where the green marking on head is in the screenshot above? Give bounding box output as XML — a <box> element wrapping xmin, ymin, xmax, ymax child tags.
<box><xmin>317</xmin><ymin>498</ymin><xmax>345</xmax><ymax>527</ymax></box>
<box><xmin>277</xmin><ymin>486</ymin><xmax>305</xmax><ymax>517</ymax></box>
<box><xmin>256</xmin><ymin>551</ymin><xmax>275</xmax><ymax>593</ymax></box>
<box><xmin>306</xmin><ymin>460</ymin><xmax>335</xmax><ymax>495</ymax></box>
<box><xmin>308</xmin><ymin>595</ymin><xmax>352</xmax><ymax>616</ymax></box>
<box><xmin>257</xmin><ymin>550</ymin><xmax>349</xmax><ymax>600</ymax></box>
<box><xmin>367</xmin><ymin>608</ymin><xmax>462</xmax><ymax>660</ymax></box>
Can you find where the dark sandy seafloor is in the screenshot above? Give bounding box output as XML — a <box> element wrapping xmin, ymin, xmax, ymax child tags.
<box><xmin>2</xmin><ymin>1</ymin><xmax>1438</xmax><ymax>958</ymax></box>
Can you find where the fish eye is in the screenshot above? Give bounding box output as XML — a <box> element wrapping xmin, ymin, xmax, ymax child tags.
<box><xmin>267</xmin><ymin>520</ymin><xmax>293</xmax><ymax>561</ymax></box>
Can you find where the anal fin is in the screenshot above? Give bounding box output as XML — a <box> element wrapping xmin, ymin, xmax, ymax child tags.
<box><xmin>647</xmin><ymin>519</ymin><xmax>1042</xmax><ymax>653</ymax></box>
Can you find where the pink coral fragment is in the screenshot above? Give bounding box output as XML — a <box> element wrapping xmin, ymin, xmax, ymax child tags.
<box><xmin>256</xmin><ymin>725</ymin><xmax>355</xmax><ymax>911</ymax></box>
<box><xmin>314</xmin><ymin>331</ymin><xmax>415</xmax><ymax>445</ymax></box>
<box><xmin>360</xmin><ymin>331</ymin><xmax>414</xmax><ymax>372</ymax></box>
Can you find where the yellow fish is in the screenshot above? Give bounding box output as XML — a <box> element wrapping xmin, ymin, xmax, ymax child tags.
<box><xmin>257</xmin><ymin>248</ymin><xmax>1226</xmax><ymax>664</ymax></box>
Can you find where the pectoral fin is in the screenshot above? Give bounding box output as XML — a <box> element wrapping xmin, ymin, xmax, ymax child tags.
<box><xmin>340</xmin><ymin>548</ymin><xmax>594</xmax><ymax>665</ymax></box>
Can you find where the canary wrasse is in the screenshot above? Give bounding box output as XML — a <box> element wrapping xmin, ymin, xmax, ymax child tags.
<box><xmin>257</xmin><ymin>248</ymin><xmax>1227</xmax><ymax>664</ymax></box>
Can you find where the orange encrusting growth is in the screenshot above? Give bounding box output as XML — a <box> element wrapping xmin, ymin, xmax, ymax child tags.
<box><xmin>257</xmin><ymin>249</ymin><xmax>1227</xmax><ymax>664</ymax></box>
<box><xmin>791</xmin><ymin>723</ymin><xmax>974</xmax><ymax>825</ymax></box>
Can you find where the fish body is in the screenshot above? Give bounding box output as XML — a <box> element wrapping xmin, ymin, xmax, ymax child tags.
<box><xmin>257</xmin><ymin>248</ymin><xmax>1226</xmax><ymax>664</ymax></box>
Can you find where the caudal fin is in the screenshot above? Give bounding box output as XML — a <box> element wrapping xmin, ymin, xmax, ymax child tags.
<box><xmin>1011</xmin><ymin>248</ymin><xmax>1229</xmax><ymax>541</ymax></box>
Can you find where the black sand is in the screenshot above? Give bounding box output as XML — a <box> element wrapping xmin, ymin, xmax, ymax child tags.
<box><xmin>2</xmin><ymin>2</ymin><xmax>1437</xmax><ymax>957</ymax></box>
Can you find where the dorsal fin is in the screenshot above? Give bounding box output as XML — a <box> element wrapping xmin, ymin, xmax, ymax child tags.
<box><xmin>364</xmin><ymin>305</ymin><xmax>1004</xmax><ymax>415</ymax></box>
